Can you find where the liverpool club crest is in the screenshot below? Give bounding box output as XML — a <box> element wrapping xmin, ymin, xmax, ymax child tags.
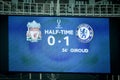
<box><xmin>26</xmin><ymin>20</ymin><xmax>41</xmax><ymax>42</ymax></box>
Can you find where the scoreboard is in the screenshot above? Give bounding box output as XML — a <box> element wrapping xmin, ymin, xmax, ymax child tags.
<box><xmin>8</xmin><ymin>16</ymin><xmax>110</xmax><ymax>73</ymax></box>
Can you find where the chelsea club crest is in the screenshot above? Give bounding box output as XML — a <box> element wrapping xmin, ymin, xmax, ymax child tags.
<box><xmin>76</xmin><ymin>23</ymin><xmax>94</xmax><ymax>43</ymax></box>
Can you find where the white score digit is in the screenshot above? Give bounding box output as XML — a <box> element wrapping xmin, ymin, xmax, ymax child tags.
<box><xmin>64</xmin><ymin>36</ymin><xmax>69</xmax><ymax>46</ymax></box>
<box><xmin>48</xmin><ymin>36</ymin><xmax>55</xmax><ymax>46</ymax></box>
<box><xmin>47</xmin><ymin>36</ymin><xmax>69</xmax><ymax>46</ymax></box>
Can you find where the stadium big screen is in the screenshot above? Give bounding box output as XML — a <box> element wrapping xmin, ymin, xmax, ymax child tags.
<box><xmin>7</xmin><ymin>16</ymin><xmax>110</xmax><ymax>73</ymax></box>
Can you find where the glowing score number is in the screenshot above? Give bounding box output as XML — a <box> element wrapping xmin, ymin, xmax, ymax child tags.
<box><xmin>47</xmin><ymin>36</ymin><xmax>69</xmax><ymax>46</ymax></box>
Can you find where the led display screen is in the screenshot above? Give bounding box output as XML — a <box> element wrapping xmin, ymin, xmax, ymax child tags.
<box><xmin>8</xmin><ymin>16</ymin><xmax>110</xmax><ymax>73</ymax></box>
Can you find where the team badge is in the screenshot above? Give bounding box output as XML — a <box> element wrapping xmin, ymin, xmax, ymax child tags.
<box><xmin>26</xmin><ymin>20</ymin><xmax>41</xmax><ymax>42</ymax></box>
<box><xmin>76</xmin><ymin>23</ymin><xmax>94</xmax><ymax>43</ymax></box>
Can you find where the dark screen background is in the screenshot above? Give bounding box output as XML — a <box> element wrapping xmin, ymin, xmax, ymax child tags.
<box><xmin>0</xmin><ymin>15</ymin><xmax>120</xmax><ymax>74</ymax></box>
<box><xmin>110</xmin><ymin>17</ymin><xmax>120</xmax><ymax>74</ymax></box>
<box><xmin>0</xmin><ymin>15</ymin><xmax>8</xmax><ymax>73</ymax></box>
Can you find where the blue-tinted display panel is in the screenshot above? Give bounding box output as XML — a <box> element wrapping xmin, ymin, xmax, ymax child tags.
<box><xmin>9</xmin><ymin>16</ymin><xmax>110</xmax><ymax>73</ymax></box>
